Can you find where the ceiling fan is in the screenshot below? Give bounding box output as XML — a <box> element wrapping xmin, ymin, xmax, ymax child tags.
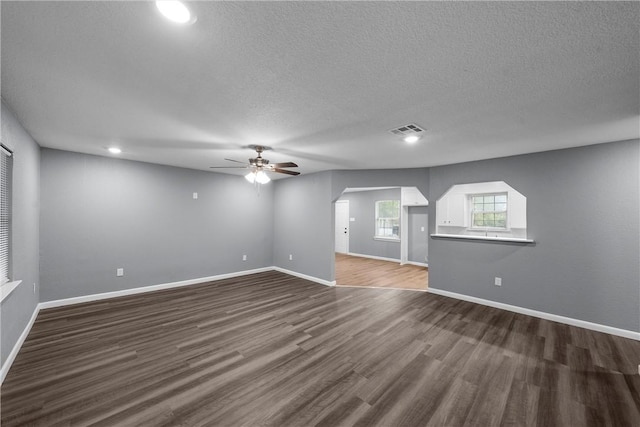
<box><xmin>210</xmin><ymin>145</ymin><xmax>300</xmax><ymax>183</ymax></box>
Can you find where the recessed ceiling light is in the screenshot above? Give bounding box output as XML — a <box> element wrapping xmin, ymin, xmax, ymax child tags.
<box><xmin>108</xmin><ymin>147</ymin><xmax>122</xmax><ymax>154</ymax></box>
<box><xmin>404</xmin><ymin>135</ymin><xmax>420</xmax><ymax>144</ymax></box>
<box><xmin>155</xmin><ymin>1</ymin><xmax>192</xmax><ymax>24</ymax></box>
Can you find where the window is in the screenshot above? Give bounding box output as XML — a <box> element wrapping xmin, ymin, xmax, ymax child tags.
<box><xmin>471</xmin><ymin>193</ymin><xmax>507</xmax><ymax>229</ymax></box>
<box><xmin>1</xmin><ymin>144</ymin><xmax>13</xmax><ymax>285</ymax></box>
<box><xmin>375</xmin><ymin>200</ymin><xmax>400</xmax><ymax>239</ymax></box>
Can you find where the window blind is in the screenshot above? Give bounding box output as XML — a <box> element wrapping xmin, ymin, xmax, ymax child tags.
<box><xmin>0</xmin><ymin>144</ymin><xmax>13</xmax><ymax>285</ymax></box>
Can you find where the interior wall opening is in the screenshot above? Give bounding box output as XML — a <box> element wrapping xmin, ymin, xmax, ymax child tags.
<box><xmin>333</xmin><ymin>186</ymin><xmax>429</xmax><ymax>291</ymax></box>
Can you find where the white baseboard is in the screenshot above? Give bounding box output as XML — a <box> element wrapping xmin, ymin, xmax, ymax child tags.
<box><xmin>403</xmin><ymin>261</ymin><xmax>428</xmax><ymax>268</ymax></box>
<box><xmin>273</xmin><ymin>267</ymin><xmax>336</xmax><ymax>287</ymax></box>
<box><xmin>347</xmin><ymin>252</ymin><xmax>400</xmax><ymax>264</ymax></box>
<box><xmin>427</xmin><ymin>287</ymin><xmax>640</xmax><ymax>341</ymax></box>
<box><xmin>1</xmin><ymin>302</ymin><xmax>40</xmax><ymax>384</ymax></box>
<box><xmin>39</xmin><ymin>267</ymin><xmax>274</xmax><ymax>310</ymax></box>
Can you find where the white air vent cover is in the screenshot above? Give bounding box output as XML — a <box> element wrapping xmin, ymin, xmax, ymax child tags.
<box><xmin>389</xmin><ymin>123</ymin><xmax>425</xmax><ymax>137</ymax></box>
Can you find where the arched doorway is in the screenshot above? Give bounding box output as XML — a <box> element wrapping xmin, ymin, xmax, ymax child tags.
<box><xmin>333</xmin><ymin>186</ymin><xmax>429</xmax><ymax>291</ymax></box>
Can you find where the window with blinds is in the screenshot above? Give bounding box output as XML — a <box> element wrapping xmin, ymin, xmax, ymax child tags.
<box><xmin>1</xmin><ymin>144</ymin><xmax>13</xmax><ymax>285</ymax></box>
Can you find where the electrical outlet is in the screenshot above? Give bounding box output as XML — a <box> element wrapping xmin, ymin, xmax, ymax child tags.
<box><xmin>420</xmin><ymin>226</ymin><xmax>425</xmax><ymax>232</ymax></box>
<box><xmin>117</xmin><ymin>268</ymin><xmax>124</xmax><ymax>277</ymax></box>
<box><xmin>242</xmin><ymin>254</ymin><xmax>247</xmax><ymax>261</ymax></box>
<box><xmin>494</xmin><ymin>277</ymin><xmax>502</xmax><ymax>286</ymax></box>
<box><xmin>193</xmin><ymin>192</ymin><xmax>198</xmax><ymax>199</ymax></box>
<box><xmin>289</xmin><ymin>254</ymin><xmax>293</xmax><ymax>261</ymax></box>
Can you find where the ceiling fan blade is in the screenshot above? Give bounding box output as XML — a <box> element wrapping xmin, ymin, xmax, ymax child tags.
<box><xmin>271</xmin><ymin>162</ymin><xmax>298</xmax><ymax>168</ymax></box>
<box><xmin>224</xmin><ymin>158</ymin><xmax>248</xmax><ymax>164</ymax></box>
<box><xmin>273</xmin><ymin>168</ymin><xmax>300</xmax><ymax>176</ymax></box>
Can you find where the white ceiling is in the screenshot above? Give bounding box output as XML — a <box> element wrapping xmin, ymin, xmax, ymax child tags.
<box><xmin>2</xmin><ymin>1</ymin><xmax>638</xmax><ymax>178</ymax></box>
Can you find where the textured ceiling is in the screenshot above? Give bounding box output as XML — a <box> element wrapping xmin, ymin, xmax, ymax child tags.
<box><xmin>1</xmin><ymin>1</ymin><xmax>639</xmax><ymax>178</ymax></box>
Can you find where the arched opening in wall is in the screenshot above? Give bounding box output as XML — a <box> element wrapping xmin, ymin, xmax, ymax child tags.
<box><xmin>333</xmin><ymin>186</ymin><xmax>429</xmax><ymax>291</ymax></box>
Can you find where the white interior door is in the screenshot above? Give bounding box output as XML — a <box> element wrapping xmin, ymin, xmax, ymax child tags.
<box><xmin>335</xmin><ymin>200</ymin><xmax>349</xmax><ymax>254</ymax></box>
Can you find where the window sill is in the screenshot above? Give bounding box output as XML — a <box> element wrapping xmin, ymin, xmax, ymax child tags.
<box><xmin>373</xmin><ymin>236</ymin><xmax>401</xmax><ymax>243</ymax></box>
<box><xmin>467</xmin><ymin>227</ymin><xmax>511</xmax><ymax>232</ymax></box>
<box><xmin>430</xmin><ymin>234</ymin><xmax>534</xmax><ymax>244</ymax></box>
<box><xmin>1</xmin><ymin>280</ymin><xmax>23</xmax><ymax>303</ymax></box>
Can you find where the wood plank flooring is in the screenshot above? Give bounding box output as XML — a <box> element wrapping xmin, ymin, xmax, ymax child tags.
<box><xmin>335</xmin><ymin>253</ymin><xmax>428</xmax><ymax>290</ymax></box>
<box><xmin>2</xmin><ymin>271</ymin><xmax>639</xmax><ymax>426</ymax></box>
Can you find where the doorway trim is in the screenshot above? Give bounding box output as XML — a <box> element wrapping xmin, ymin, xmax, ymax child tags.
<box><xmin>334</xmin><ymin>200</ymin><xmax>350</xmax><ymax>254</ymax></box>
<box><xmin>400</xmin><ymin>187</ymin><xmax>429</xmax><ymax>266</ymax></box>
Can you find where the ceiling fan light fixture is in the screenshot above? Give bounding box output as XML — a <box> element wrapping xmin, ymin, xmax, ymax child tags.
<box><xmin>212</xmin><ymin>145</ymin><xmax>297</xmax><ymax>185</ymax></box>
<box><xmin>255</xmin><ymin>170</ymin><xmax>271</xmax><ymax>184</ymax></box>
<box><xmin>155</xmin><ymin>1</ymin><xmax>193</xmax><ymax>24</ymax></box>
<box><xmin>108</xmin><ymin>147</ymin><xmax>122</xmax><ymax>154</ymax></box>
<box><xmin>245</xmin><ymin>170</ymin><xmax>271</xmax><ymax>184</ymax></box>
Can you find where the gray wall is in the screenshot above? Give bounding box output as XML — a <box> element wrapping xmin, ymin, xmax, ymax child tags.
<box><xmin>337</xmin><ymin>188</ymin><xmax>402</xmax><ymax>260</ymax></box>
<box><xmin>408</xmin><ymin>206</ymin><xmax>428</xmax><ymax>264</ymax></box>
<box><xmin>428</xmin><ymin>139</ymin><xmax>640</xmax><ymax>332</ymax></box>
<box><xmin>0</xmin><ymin>101</ymin><xmax>40</xmax><ymax>366</ymax></box>
<box><xmin>272</xmin><ymin>171</ymin><xmax>333</xmax><ymax>281</ymax></box>
<box><xmin>40</xmin><ymin>149</ymin><xmax>274</xmax><ymax>301</ymax></box>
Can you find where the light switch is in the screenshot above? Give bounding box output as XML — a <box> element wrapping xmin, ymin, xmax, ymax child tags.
<box><xmin>421</xmin><ymin>226</ymin><xmax>425</xmax><ymax>232</ymax></box>
<box><xmin>193</xmin><ymin>192</ymin><xmax>198</xmax><ymax>199</ymax></box>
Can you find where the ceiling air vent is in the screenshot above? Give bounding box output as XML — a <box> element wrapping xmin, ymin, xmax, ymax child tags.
<box><xmin>388</xmin><ymin>123</ymin><xmax>425</xmax><ymax>137</ymax></box>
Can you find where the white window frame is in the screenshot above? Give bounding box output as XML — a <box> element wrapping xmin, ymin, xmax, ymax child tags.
<box><xmin>1</xmin><ymin>144</ymin><xmax>13</xmax><ymax>286</ymax></box>
<box><xmin>469</xmin><ymin>192</ymin><xmax>508</xmax><ymax>230</ymax></box>
<box><xmin>0</xmin><ymin>143</ymin><xmax>22</xmax><ymax>303</ymax></box>
<box><xmin>374</xmin><ymin>199</ymin><xmax>400</xmax><ymax>240</ymax></box>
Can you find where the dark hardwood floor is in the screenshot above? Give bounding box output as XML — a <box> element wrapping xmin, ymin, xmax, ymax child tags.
<box><xmin>2</xmin><ymin>271</ymin><xmax>639</xmax><ymax>426</ymax></box>
<box><xmin>335</xmin><ymin>253</ymin><xmax>428</xmax><ymax>290</ymax></box>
